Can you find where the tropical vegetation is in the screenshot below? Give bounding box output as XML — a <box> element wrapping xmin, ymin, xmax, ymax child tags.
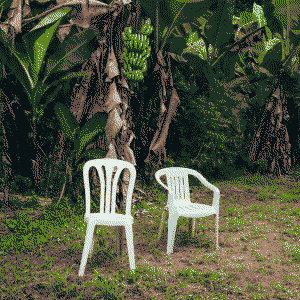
<box><xmin>1</xmin><ymin>0</ymin><xmax>300</xmax><ymax>298</ymax></box>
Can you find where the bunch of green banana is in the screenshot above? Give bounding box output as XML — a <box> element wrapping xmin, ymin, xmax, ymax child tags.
<box><xmin>122</xmin><ymin>18</ymin><xmax>153</xmax><ymax>81</ymax></box>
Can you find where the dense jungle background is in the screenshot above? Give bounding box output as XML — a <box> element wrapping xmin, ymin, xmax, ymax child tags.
<box><xmin>0</xmin><ymin>0</ymin><xmax>300</xmax><ymax>208</ymax></box>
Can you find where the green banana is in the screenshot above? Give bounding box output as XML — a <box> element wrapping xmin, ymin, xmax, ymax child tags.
<box><xmin>122</xmin><ymin>18</ymin><xmax>153</xmax><ymax>82</ymax></box>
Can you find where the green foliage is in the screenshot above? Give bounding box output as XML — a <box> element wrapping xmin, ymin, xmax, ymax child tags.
<box><xmin>11</xmin><ymin>174</ymin><xmax>32</xmax><ymax>195</ymax></box>
<box><xmin>192</xmin><ymin>95</ymin><xmax>244</xmax><ymax>168</ymax></box>
<box><xmin>53</xmin><ymin>102</ymin><xmax>108</xmax><ymax>160</ymax></box>
<box><xmin>0</xmin><ymin>15</ymin><xmax>99</xmax><ymax>133</ymax></box>
<box><xmin>53</xmin><ymin>104</ymin><xmax>77</xmax><ymax>142</ymax></box>
<box><xmin>166</xmin><ymin>17</ymin><xmax>251</xmax><ymax>175</ymax></box>
<box><xmin>93</xmin><ymin>272</ymin><xmax>126</xmax><ymax>300</ymax></box>
<box><xmin>0</xmin><ymin>7</ymin><xmax>102</xmax><ymax>201</ymax></box>
<box><xmin>168</xmin><ymin>59</ymin><xmax>247</xmax><ymax>180</ymax></box>
<box><xmin>166</xmin><ymin>0</ymin><xmax>300</xmax><ymax>179</ymax></box>
<box><xmin>2</xmin><ymin>0</ymin><xmax>300</xmax><ymax>196</ymax></box>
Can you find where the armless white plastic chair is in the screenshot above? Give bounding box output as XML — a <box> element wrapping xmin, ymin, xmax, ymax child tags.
<box><xmin>155</xmin><ymin>167</ymin><xmax>220</xmax><ymax>255</ymax></box>
<box><xmin>78</xmin><ymin>158</ymin><xmax>137</xmax><ymax>276</ymax></box>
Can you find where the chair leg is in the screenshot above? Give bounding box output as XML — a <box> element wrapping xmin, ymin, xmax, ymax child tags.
<box><xmin>88</xmin><ymin>237</ymin><xmax>95</xmax><ymax>259</ymax></box>
<box><xmin>124</xmin><ymin>224</ymin><xmax>136</xmax><ymax>270</ymax></box>
<box><xmin>215</xmin><ymin>213</ymin><xmax>219</xmax><ymax>251</ymax></box>
<box><xmin>79</xmin><ymin>222</ymin><xmax>95</xmax><ymax>277</ymax></box>
<box><xmin>188</xmin><ymin>218</ymin><xmax>196</xmax><ymax>239</ymax></box>
<box><xmin>157</xmin><ymin>209</ymin><xmax>167</xmax><ymax>242</ymax></box>
<box><xmin>167</xmin><ymin>214</ymin><xmax>179</xmax><ymax>255</ymax></box>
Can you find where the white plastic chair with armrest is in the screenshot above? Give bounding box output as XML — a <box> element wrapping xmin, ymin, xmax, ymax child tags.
<box><xmin>155</xmin><ymin>167</ymin><xmax>220</xmax><ymax>255</ymax></box>
<box><xmin>78</xmin><ymin>158</ymin><xmax>136</xmax><ymax>276</ymax></box>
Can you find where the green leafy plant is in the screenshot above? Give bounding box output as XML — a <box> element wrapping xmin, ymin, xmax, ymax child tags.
<box><xmin>169</xmin><ymin>63</ymin><xmax>245</xmax><ymax>178</ymax></box>
<box><xmin>53</xmin><ymin>102</ymin><xmax>108</xmax><ymax>205</ymax></box>
<box><xmin>167</xmin><ymin>1</ymin><xmax>300</xmax><ymax>178</ymax></box>
<box><xmin>53</xmin><ymin>102</ymin><xmax>108</xmax><ymax>161</ymax></box>
<box><xmin>163</xmin><ymin>4</ymin><xmax>265</xmax><ymax>177</ymax></box>
<box><xmin>232</xmin><ymin>2</ymin><xmax>300</xmax><ymax>172</ymax></box>
<box><xmin>0</xmin><ymin>6</ymin><xmax>103</xmax><ymax>193</ymax></box>
<box><xmin>0</xmin><ymin>1</ymin><xmax>100</xmax><ymax>127</ymax></box>
<box><xmin>0</xmin><ymin>16</ymin><xmax>66</xmax><ymax>128</ymax></box>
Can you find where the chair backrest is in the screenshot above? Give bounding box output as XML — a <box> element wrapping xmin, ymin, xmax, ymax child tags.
<box><xmin>155</xmin><ymin>167</ymin><xmax>191</xmax><ymax>205</ymax></box>
<box><xmin>83</xmin><ymin>158</ymin><xmax>136</xmax><ymax>217</ymax></box>
<box><xmin>155</xmin><ymin>167</ymin><xmax>220</xmax><ymax>209</ymax></box>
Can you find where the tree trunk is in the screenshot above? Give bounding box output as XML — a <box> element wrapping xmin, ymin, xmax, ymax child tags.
<box><xmin>65</xmin><ymin>0</ymin><xmax>181</xmax><ymax>255</ymax></box>
<box><xmin>132</xmin><ymin>50</ymin><xmax>180</xmax><ymax>185</ymax></box>
<box><xmin>286</xmin><ymin>96</ymin><xmax>300</xmax><ymax>166</ymax></box>
<box><xmin>66</xmin><ymin>3</ymin><xmax>138</xmax><ymax>256</ymax></box>
<box><xmin>1</xmin><ymin>154</ymin><xmax>13</xmax><ymax>209</ymax></box>
<box><xmin>0</xmin><ymin>64</ymin><xmax>41</xmax><ymax>190</ymax></box>
<box><xmin>249</xmin><ymin>85</ymin><xmax>292</xmax><ymax>177</ymax></box>
<box><xmin>50</xmin><ymin>130</ymin><xmax>67</xmax><ymax>199</ymax></box>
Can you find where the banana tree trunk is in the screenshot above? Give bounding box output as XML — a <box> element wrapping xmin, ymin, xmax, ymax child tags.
<box><xmin>0</xmin><ymin>125</ymin><xmax>13</xmax><ymax>208</ymax></box>
<box><xmin>67</xmin><ymin>1</ymin><xmax>181</xmax><ymax>256</ymax></box>
<box><xmin>66</xmin><ymin>4</ymin><xmax>137</xmax><ymax>257</ymax></box>
<box><xmin>56</xmin><ymin>0</ymin><xmax>179</xmax><ymax>257</ymax></box>
<box><xmin>131</xmin><ymin>49</ymin><xmax>180</xmax><ymax>184</ymax></box>
<box><xmin>0</xmin><ymin>90</ymin><xmax>11</xmax><ymax>207</ymax></box>
<box><xmin>0</xmin><ymin>63</ymin><xmax>45</xmax><ymax>193</ymax></box>
<box><xmin>249</xmin><ymin>85</ymin><xmax>292</xmax><ymax>177</ymax></box>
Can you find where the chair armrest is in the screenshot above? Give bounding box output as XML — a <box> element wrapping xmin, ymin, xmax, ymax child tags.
<box><xmin>189</xmin><ymin>169</ymin><xmax>220</xmax><ymax>211</ymax></box>
<box><xmin>189</xmin><ymin>169</ymin><xmax>220</xmax><ymax>193</ymax></box>
<box><xmin>155</xmin><ymin>172</ymin><xmax>168</xmax><ymax>191</ymax></box>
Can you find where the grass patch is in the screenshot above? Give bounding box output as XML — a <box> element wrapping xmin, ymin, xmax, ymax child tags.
<box><xmin>0</xmin><ymin>167</ymin><xmax>300</xmax><ymax>299</ymax></box>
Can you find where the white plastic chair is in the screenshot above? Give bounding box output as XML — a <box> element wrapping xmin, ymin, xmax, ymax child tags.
<box><xmin>78</xmin><ymin>158</ymin><xmax>137</xmax><ymax>276</ymax></box>
<box><xmin>155</xmin><ymin>167</ymin><xmax>220</xmax><ymax>255</ymax></box>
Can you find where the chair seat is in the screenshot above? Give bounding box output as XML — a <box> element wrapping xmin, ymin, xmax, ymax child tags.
<box><xmin>166</xmin><ymin>203</ymin><xmax>218</xmax><ymax>218</ymax></box>
<box><xmin>85</xmin><ymin>213</ymin><xmax>134</xmax><ymax>225</ymax></box>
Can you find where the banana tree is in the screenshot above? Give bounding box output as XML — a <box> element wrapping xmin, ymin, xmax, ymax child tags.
<box><xmin>125</xmin><ymin>0</ymin><xmax>236</xmax><ymax>242</ymax></box>
<box><xmin>251</xmin><ymin>1</ymin><xmax>300</xmax><ymax>176</ymax></box>
<box><xmin>0</xmin><ymin>0</ymin><xmax>135</xmax><ymax>256</ymax></box>
<box><xmin>130</xmin><ymin>0</ymin><xmax>229</xmax><ymax>182</ymax></box>
<box><xmin>134</xmin><ymin>0</ymin><xmax>267</xmax><ymax>174</ymax></box>
<box><xmin>0</xmin><ymin>0</ymin><xmax>110</xmax><ymax>190</ymax></box>
<box><xmin>159</xmin><ymin>0</ymin><xmax>300</xmax><ymax>177</ymax></box>
<box><xmin>0</xmin><ymin>0</ymin><xmax>140</xmax><ymax>214</ymax></box>
<box><xmin>232</xmin><ymin>1</ymin><xmax>300</xmax><ymax>176</ymax></box>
